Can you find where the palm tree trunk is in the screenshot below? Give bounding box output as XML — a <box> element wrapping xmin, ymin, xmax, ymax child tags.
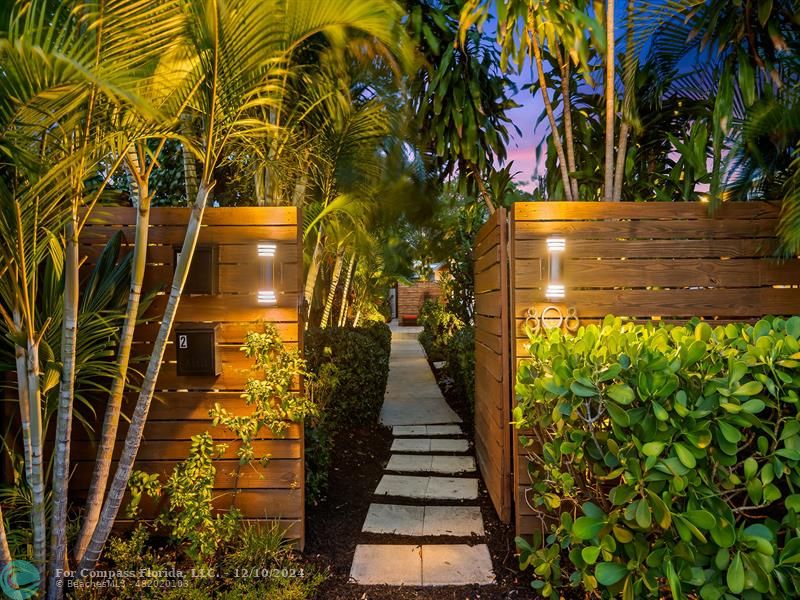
<box><xmin>303</xmin><ymin>230</ymin><xmax>323</xmax><ymax>322</ymax></box>
<box><xmin>604</xmin><ymin>0</ymin><xmax>616</xmax><ymax>201</ymax></box>
<box><xmin>529</xmin><ymin>28</ymin><xmax>573</xmax><ymax>200</ymax></box>
<box><xmin>74</xmin><ymin>159</ymin><xmax>151</xmax><ymax>564</ymax></box>
<box><xmin>13</xmin><ymin>310</ymin><xmax>32</xmax><ymax>484</ymax></box>
<box><xmin>613</xmin><ymin>0</ymin><xmax>636</xmax><ymax>201</ymax></box>
<box><xmin>291</xmin><ymin>173</ymin><xmax>308</xmax><ymax>207</ymax></box>
<box><xmin>77</xmin><ymin>181</ymin><xmax>212</xmax><ymax>574</ymax></box>
<box><xmin>470</xmin><ymin>164</ymin><xmax>495</xmax><ymax>213</ymax></box>
<box><xmin>321</xmin><ymin>249</ymin><xmax>344</xmax><ymax>328</ymax></box>
<box><xmin>337</xmin><ymin>254</ymin><xmax>355</xmax><ymax>327</ymax></box>
<box><xmin>180</xmin><ymin>115</ymin><xmax>199</xmax><ymax>203</ymax></box>
<box><xmin>0</xmin><ymin>504</ymin><xmax>11</xmax><ymax>568</ymax></box>
<box><xmin>26</xmin><ymin>336</ymin><xmax>46</xmax><ymax>588</ymax></box>
<box><xmin>559</xmin><ymin>49</ymin><xmax>579</xmax><ymax>200</ymax></box>
<box><xmin>48</xmin><ymin>212</ymin><xmax>80</xmax><ymax>597</ymax></box>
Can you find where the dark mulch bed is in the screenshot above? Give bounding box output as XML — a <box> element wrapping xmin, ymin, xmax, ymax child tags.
<box><xmin>303</xmin><ymin>353</ymin><xmax>540</xmax><ymax>599</ymax></box>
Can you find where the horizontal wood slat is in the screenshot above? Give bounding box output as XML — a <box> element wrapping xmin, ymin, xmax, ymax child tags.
<box><xmin>473</xmin><ymin>207</ymin><xmax>512</xmax><ymax>525</ymax></box>
<box><xmin>68</xmin><ymin>206</ymin><xmax>305</xmax><ymax>546</ymax></box>
<box><xmin>513</xmin><ymin>200</ymin><xmax>781</xmax><ymax>221</ymax></box>
<box><xmin>509</xmin><ymin>201</ymin><xmax>800</xmax><ymax>542</ymax></box>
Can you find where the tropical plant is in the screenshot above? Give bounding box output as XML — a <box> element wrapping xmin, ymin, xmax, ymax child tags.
<box><xmin>77</xmin><ymin>0</ymin><xmax>410</xmax><ymax>580</ymax></box>
<box><xmin>156</xmin><ymin>433</ymin><xmax>241</xmax><ymax>564</ymax></box>
<box><xmin>211</xmin><ymin>324</ymin><xmax>317</xmax><ymax>463</ymax></box>
<box><xmin>515</xmin><ymin>315</ymin><xmax>800</xmax><ymax>598</ymax></box>
<box><xmin>406</xmin><ymin>0</ymin><xmax>519</xmax><ymax>212</ymax></box>
<box><xmin>0</xmin><ymin>0</ymin><xmax>412</xmax><ymax>593</ymax></box>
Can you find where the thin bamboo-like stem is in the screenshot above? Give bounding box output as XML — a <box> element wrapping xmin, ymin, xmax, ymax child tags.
<box><xmin>337</xmin><ymin>254</ymin><xmax>356</xmax><ymax>327</ymax></box>
<box><xmin>74</xmin><ymin>150</ymin><xmax>151</xmax><ymax>563</ymax></box>
<box><xmin>0</xmin><ymin>504</ymin><xmax>11</xmax><ymax>568</ymax></box>
<box><xmin>77</xmin><ymin>182</ymin><xmax>212</xmax><ymax>574</ymax></box>
<box><xmin>558</xmin><ymin>48</ymin><xmax>579</xmax><ymax>200</ymax></box>
<box><xmin>529</xmin><ymin>24</ymin><xmax>573</xmax><ymax>200</ymax></box>
<box><xmin>25</xmin><ymin>336</ymin><xmax>46</xmax><ymax>582</ymax></box>
<box><xmin>13</xmin><ymin>310</ymin><xmax>32</xmax><ymax>484</ymax></box>
<box><xmin>303</xmin><ymin>229</ymin><xmax>323</xmax><ymax>323</ymax></box>
<box><xmin>613</xmin><ymin>0</ymin><xmax>636</xmax><ymax>201</ymax></box>
<box><xmin>48</xmin><ymin>211</ymin><xmax>79</xmax><ymax>591</ymax></box>
<box><xmin>321</xmin><ymin>249</ymin><xmax>344</xmax><ymax>328</ymax></box>
<box><xmin>181</xmin><ymin>115</ymin><xmax>200</xmax><ymax>202</ymax></box>
<box><xmin>604</xmin><ymin>0</ymin><xmax>616</xmax><ymax>201</ymax></box>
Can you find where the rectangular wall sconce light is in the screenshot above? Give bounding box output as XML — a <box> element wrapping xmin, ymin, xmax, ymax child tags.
<box><xmin>258</xmin><ymin>242</ymin><xmax>278</xmax><ymax>305</ymax></box>
<box><xmin>546</xmin><ymin>237</ymin><xmax>566</xmax><ymax>300</ymax></box>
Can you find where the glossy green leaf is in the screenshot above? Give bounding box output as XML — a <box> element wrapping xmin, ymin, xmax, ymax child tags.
<box><xmin>726</xmin><ymin>552</ymin><xmax>744</xmax><ymax>594</ymax></box>
<box><xmin>573</xmin><ymin>516</ymin><xmax>604</xmax><ymax>540</ymax></box>
<box><xmin>595</xmin><ymin>562</ymin><xmax>628</xmax><ymax>586</ymax></box>
<box><xmin>606</xmin><ymin>383</ymin><xmax>635</xmax><ymax>405</ymax></box>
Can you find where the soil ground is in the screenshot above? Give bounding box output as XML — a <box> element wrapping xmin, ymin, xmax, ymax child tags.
<box><xmin>304</xmin><ymin>359</ymin><xmax>539</xmax><ymax>599</ymax></box>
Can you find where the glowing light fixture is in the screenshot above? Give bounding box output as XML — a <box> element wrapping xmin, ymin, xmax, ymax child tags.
<box><xmin>258</xmin><ymin>242</ymin><xmax>278</xmax><ymax>305</ymax></box>
<box><xmin>546</xmin><ymin>237</ymin><xmax>566</xmax><ymax>300</ymax></box>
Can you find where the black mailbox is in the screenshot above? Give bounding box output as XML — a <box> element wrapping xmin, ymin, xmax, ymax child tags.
<box><xmin>177</xmin><ymin>245</ymin><xmax>218</xmax><ymax>295</ymax></box>
<box><xmin>175</xmin><ymin>324</ymin><xmax>220</xmax><ymax>376</ymax></box>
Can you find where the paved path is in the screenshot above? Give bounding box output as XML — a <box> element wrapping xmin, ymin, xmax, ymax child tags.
<box><xmin>349</xmin><ymin>328</ymin><xmax>494</xmax><ymax>587</ymax></box>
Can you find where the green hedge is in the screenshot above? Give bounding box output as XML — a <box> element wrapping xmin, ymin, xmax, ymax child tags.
<box><xmin>417</xmin><ymin>299</ymin><xmax>475</xmax><ymax>407</ymax></box>
<box><xmin>514</xmin><ymin>315</ymin><xmax>800</xmax><ymax>599</ymax></box>
<box><xmin>303</xmin><ymin>322</ymin><xmax>391</xmax><ymax>503</ymax></box>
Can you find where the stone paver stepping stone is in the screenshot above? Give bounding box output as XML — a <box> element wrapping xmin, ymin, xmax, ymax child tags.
<box><xmin>425</xmin><ymin>477</ymin><xmax>478</xmax><ymax>500</ymax></box>
<box><xmin>362</xmin><ymin>504</ymin><xmax>424</xmax><ymax>536</ymax></box>
<box><xmin>374</xmin><ymin>475</ymin><xmax>479</xmax><ymax>500</ymax></box>
<box><xmin>392</xmin><ymin>425</ymin><xmax>464</xmax><ymax>437</ymax></box>
<box><xmin>422</xmin><ymin>544</ymin><xmax>494</xmax><ymax>585</ymax></box>
<box><xmin>426</xmin><ymin>425</ymin><xmax>463</xmax><ymax>436</ymax></box>
<box><xmin>387</xmin><ymin>454</ymin><xmax>433</xmax><ymax>472</ymax></box>
<box><xmin>374</xmin><ymin>475</ymin><xmax>429</xmax><ymax>498</ymax></box>
<box><xmin>393</xmin><ymin>425</ymin><xmax>427</xmax><ymax>436</ymax></box>
<box><xmin>431</xmin><ymin>439</ymin><xmax>469</xmax><ymax>453</ymax></box>
<box><xmin>423</xmin><ymin>506</ymin><xmax>484</xmax><ymax>536</ymax></box>
<box><xmin>391</xmin><ymin>438</ymin><xmax>431</xmax><ymax>452</ymax></box>
<box><xmin>350</xmin><ymin>544</ymin><xmax>422</xmax><ymax>585</ymax></box>
<box><xmin>431</xmin><ymin>455</ymin><xmax>475</xmax><ymax>473</ymax></box>
<box><xmin>387</xmin><ymin>454</ymin><xmax>475</xmax><ymax>474</ymax></box>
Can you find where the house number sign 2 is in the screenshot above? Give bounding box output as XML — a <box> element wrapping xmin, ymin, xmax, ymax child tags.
<box><xmin>179</xmin><ymin>334</ymin><xmax>188</xmax><ymax>349</ymax></box>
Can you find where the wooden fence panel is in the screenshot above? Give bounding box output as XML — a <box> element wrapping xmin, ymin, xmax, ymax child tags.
<box><xmin>473</xmin><ymin>207</ymin><xmax>512</xmax><ymax>523</ymax></box>
<box><xmin>509</xmin><ymin>201</ymin><xmax>800</xmax><ymax>539</ymax></box>
<box><xmin>72</xmin><ymin>206</ymin><xmax>306</xmax><ymax>546</ymax></box>
<box><xmin>396</xmin><ymin>281</ymin><xmax>442</xmax><ymax>322</ymax></box>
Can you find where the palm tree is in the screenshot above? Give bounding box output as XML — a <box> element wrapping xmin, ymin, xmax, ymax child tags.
<box><xmin>0</xmin><ymin>1</ymin><xmax>170</xmax><ymax>588</ymax></box>
<box><xmin>77</xmin><ymin>0</ymin><xmax>410</xmax><ymax>574</ymax></box>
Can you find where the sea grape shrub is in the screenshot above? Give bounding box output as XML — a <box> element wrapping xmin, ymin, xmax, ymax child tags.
<box><xmin>157</xmin><ymin>433</ymin><xmax>240</xmax><ymax>564</ymax></box>
<box><xmin>514</xmin><ymin>315</ymin><xmax>800</xmax><ymax>599</ymax></box>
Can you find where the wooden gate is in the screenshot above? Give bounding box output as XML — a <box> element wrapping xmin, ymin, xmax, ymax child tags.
<box><xmin>473</xmin><ymin>207</ymin><xmax>513</xmax><ymax>523</ymax></box>
<box><xmin>473</xmin><ymin>201</ymin><xmax>800</xmax><ymax>537</ymax></box>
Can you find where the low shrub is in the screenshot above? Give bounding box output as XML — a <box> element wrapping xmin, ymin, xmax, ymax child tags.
<box><xmin>303</xmin><ymin>322</ymin><xmax>391</xmax><ymax>502</ymax></box>
<box><xmin>514</xmin><ymin>315</ymin><xmax>800</xmax><ymax>599</ymax></box>
<box><xmin>418</xmin><ymin>298</ymin><xmax>464</xmax><ymax>362</ymax></box>
<box><xmin>418</xmin><ymin>298</ymin><xmax>475</xmax><ymax>408</ymax></box>
<box><xmin>304</xmin><ymin>323</ymin><xmax>390</xmax><ymax>426</ymax></box>
<box><xmin>445</xmin><ymin>325</ymin><xmax>475</xmax><ymax>407</ymax></box>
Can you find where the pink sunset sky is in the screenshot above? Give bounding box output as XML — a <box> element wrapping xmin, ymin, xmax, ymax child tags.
<box><xmin>504</xmin><ymin>63</ymin><xmax>546</xmax><ymax>193</ymax></box>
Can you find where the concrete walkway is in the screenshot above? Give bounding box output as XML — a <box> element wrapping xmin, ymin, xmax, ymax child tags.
<box><xmin>379</xmin><ymin>329</ymin><xmax>461</xmax><ymax>426</ymax></box>
<box><xmin>349</xmin><ymin>327</ymin><xmax>494</xmax><ymax>587</ymax></box>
